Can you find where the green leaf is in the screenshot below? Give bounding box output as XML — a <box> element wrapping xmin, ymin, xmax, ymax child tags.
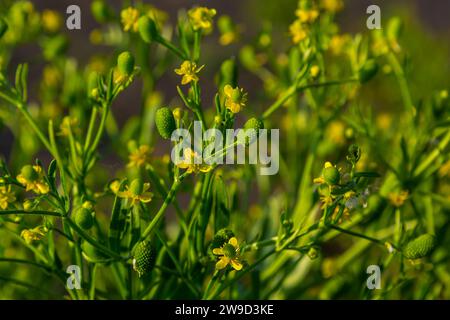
<box><xmin>213</xmin><ymin>175</ymin><xmax>229</xmax><ymax>232</ymax></box>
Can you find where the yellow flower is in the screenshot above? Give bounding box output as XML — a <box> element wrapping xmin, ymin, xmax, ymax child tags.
<box><xmin>223</xmin><ymin>84</ymin><xmax>247</xmax><ymax>114</ymax></box>
<box><xmin>58</xmin><ymin>116</ymin><xmax>79</xmax><ymax>136</ymax></box>
<box><xmin>213</xmin><ymin>237</ymin><xmax>243</xmax><ymax>271</ymax></box>
<box><xmin>188</xmin><ymin>7</ymin><xmax>216</xmax><ymax>32</ymax></box>
<box><xmin>321</xmin><ymin>0</ymin><xmax>344</xmax><ymax>12</ymax></box>
<box><xmin>295</xmin><ymin>9</ymin><xmax>319</xmax><ymax>23</ymax></box>
<box><xmin>128</xmin><ymin>145</ymin><xmax>152</xmax><ymax>168</ymax></box>
<box><xmin>21</xmin><ymin>226</ymin><xmax>47</xmax><ymax>244</ymax></box>
<box><xmin>320</xmin><ymin>194</ymin><xmax>333</xmax><ymax>209</ymax></box>
<box><xmin>42</xmin><ymin>65</ymin><xmax>61</xmax><ymax>87</ymax></box>
<box><xmin>41</xmin><ymin>9</ymin><xmax>62</xmax><ymax>33</ymax></box>
<box><xmin>329</xmin><ymin>34</ymin><xmax>350</xmax><ymax>55</ymax></box>
<box><xmin>17</xmin><ymin>165</ymin><xmax>49</xmax><ymax>195</ymax></box>
<box><xmin>110</xmin><ymin>180</ymin><xmax>121</xmax><ymax>194</ymax></box>
<box><xmin>0</xmin><ymin>178</ymin><xmax>16</xmax><ymax>210</ymax></box>
<box><xmin>176</xmin><ymin>148</ymin><xmax>212</xmax><ymax>174</ymax></box>
<box><xmin>174</xmin><ymin>61</ymin><xmax>204</xmax><ymax>85</ymax></box>
<box><xmin>310</xmin><ymin>65</ymin><xmax>320</xmax><ymax>78</ymax></box>
<box><xmin>326</xmin><ymin>120</ymin><xmax>346</xmax><ymax>145</ymax></box>
<box><xmin>121</xmin><ymin>7</ymin><xmax>140</xmax><ymax>32</ymax></box>
<box><xmin>388</xmin><ymin>190</ymin><xmax>409</xmax><ymax>207</ymax></box>
<box><xmin>289</xmin><ymin>20</ymin><xmax>308</xmax><ymax>44</ymax></box>
<box><xmin>219</xmin><ymin>31</ymin><xmax>238</xmax><ymax>46</ymax></box>
<box><xmin>117</xmin><ymin>179</ymin><xmax>153</xmax><ymax>206</ymax></box>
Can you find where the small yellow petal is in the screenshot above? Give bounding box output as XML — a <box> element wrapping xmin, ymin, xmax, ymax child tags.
<box><xmin>212</xmin><ymin>248</ymin><xmax>224</xmax><ymax>255</ymax></box>
<box><xmin>230</xmin><ymin>259</ymin><xmax>243</xmax><ymax>271</ymax></box>
<box><xmin>216</xmin><ymin>257</ymin><xmax>229</xmax><ymax>270</ymax></box>
<box><xmin>228</xmin><ymin>237</ymin><xmax>238</xmax><ymax>247</ymax></box>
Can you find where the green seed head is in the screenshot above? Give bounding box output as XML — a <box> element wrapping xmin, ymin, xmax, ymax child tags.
<box><xmin>21</xmin><ymin>165</ymin><xmax>38</xmax><ymax>181</ymax></box>
<box><xmin>0</xmin><ymin>17</ymin><xmax>8</xmax><ymax>39</ymax></box>
<box><xmin>211</xmin><ymin>228</ymin><xmax>235</xmax><ymax>249</ymax></box>
<box><xmin>117</xmin><ymin>51</ymin><xmax>135</xmax><ymax>76</ymax></box>
<box><xmin>239</xmin><ymin>117</ymin><xmax>264</xmax><ymax>145</ymax></box>
<box><xmin>323</xmin><ymin>165</ymin><xmax>340</xmax><ymax>185</ymax></box>
<box><xmin>129</xmin><ymin>178</ymin><xmax>144</xmax><ymax>196</ymax></box>
<box><xmin>223</xmin><ymin>243</ymin><xmax>237</xmax><ymax>259</ymax></box>
<box><xmin>358</xmin><ymin>59</ymin><xmax>378</xmax><ymax>84</ymax></box>
<box><xmin>138</xmin><ymin>16</ymin><xmax>158</xmax><ymax>43</ymax></box>
<box><xmin>155</xmin><ymin>107</ymin><xmax>176</xmax><ymax>139</ymax></box>
<box><xmin>74</xmin><ymin>208</ymin><xmax>94</xmax><ymax>230</ymax></box>
<box><xmin>133</xmin><ymin>241</ymin><xmax>155</xmax><ymax>277</ymax></box>
<box><xmin>403</xmin><ymin>234</ymin><xmax>436</xmax><ymax>260</ymax></box>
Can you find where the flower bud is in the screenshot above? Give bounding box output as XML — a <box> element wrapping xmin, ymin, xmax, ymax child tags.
<box><xmin>21</xmin><ymin>165</ymin><xmax>38</xmax><ymax>181</ymax></box>
<box><xmin>211</xmin><ymin>228</ymin><xmax>235</xmax><ymax>249</ymax></box>
<box><xmin>117</xmin><ymin>51</ymin><xmax>135</xmax><ymax>76</ymax></box>
<box><xmin>87</xmin><ymin>71</ymin><xmax>99</xmax><ymax>96</ymax></box>
<box><xmin>155</xmin><ymin>107</ymin><xmax>176</xmax><ymax>139</ymax></box>
<box><xmin>74</xmin><ymin>207</ymin><xmax>94</xmax><ymax>230</ymax></box>
<box><xmin>91</xmin><ymin>0</ymin><xmax>111</xmax><ymax>23</ymax></box>
<box><xmin>129</xmin><ymin>178</ymin><xmax>144</xmax><ymax>196</ymax></box>
<box><xmin>322</xmin><ymin>162</ymin><xmax>340</xmax><ymax>185</ymax></box>
<box><xmin>403</xmin><ymin>234</ymin><xmax>436</xmax><ymax>260</ymax></box>
<box><xmin>386</xmin><ymin>17</ymin><xmax>403</xmax><ymax>42</ymax></box>
<box><xmin>173</xmin><ymin>108</ymin><xmax>183</xmax><ymax>121</ymax></box>
<box><xmin>358</xmin><ymin>59</ymin><xmax>378</xmax><ymax>84</ymax></box>
<box><xmin>133</xmin><ymin>241</ymin><xmax>155</xmax><ymax>277</ymax></box>
<box><xmin>307</xmin><ymin>247</ymin><xmax>319</xmax><ymax>260</ymax></box>
<box><xmin>138</xmin><ymin>16</ymin><xmax>158</xmax><ymax>43</ymax></box>
<box><xmin>218</xmin><ymin>58</ymin><xmax>238</xmax><ymax>89</ymax></box>
<box><xmin>0</xmin><ymin>17</ymin><xmax>8</xmax><ymax>39</ymax></box>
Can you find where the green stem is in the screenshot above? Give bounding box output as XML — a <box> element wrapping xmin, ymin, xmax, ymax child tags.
<box><xmin>142</xmin><ymin>174</ymin><xmax>187</xmax><ymax>239</ymax></box>
<box><xmin>156</xmin><ymin>35</ymin><xmax>187</xmax><ymax>60</ymax></box>
<box><xmin>262</xmin><ymin>78</ymin><xmax>357</xmax><ymax>119</ymax></box>
<box><xmin>0</xmin><ymin>210</ymin><xmax>61</xmax><ymax>217</ymax></box>
<box><xmin>386</xmin><ymin>51</ymin><xmax>414</xmax><ymax>114</ymax></box>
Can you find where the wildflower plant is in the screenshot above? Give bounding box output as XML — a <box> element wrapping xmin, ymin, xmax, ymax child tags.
<box><xmin>0</xmin><ymin>0</ymin><xmax>449</xmax><ymax>301</ymax></box>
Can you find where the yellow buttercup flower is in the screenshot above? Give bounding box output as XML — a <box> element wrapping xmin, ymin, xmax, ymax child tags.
<box><xmin>310</xmin><ymin>65</ymin><xmax>320</xmax><ymax>78</ymax></box>
<box><xmin>58</xmin><ymin>116</ymin><xmax>79</xmax><ymax>137</ymax></box>
<box><xmin>213</xmin><ymin>237</ymin><xmax>243</xmax><ymax>271</ymax></box>
<box><xmin>41</xmin><ymin>9</ymin><xmax>62</xmax><ymax>33</ymax></box>
<box><xmin>321</xmin><ymin>0</ymin><xmax>344</xmax><ymax>12</ymax></box>
<box><xmin>128</xmin><ymin>145</ymin><xmax>152</xmax><ymax>168</ymax></box>
<box><xmin>121</xmin><ymin>7</ymin><xmax>140</xmax><ymax>32</ymax></box>
<box><xmin>176</xmin><ymin>148</ymin><xmax>212</xmax><ymax>174</ymax></box>
<box><xmin>17</xmin><ymin>165</ymin><xmax>49</xmax><ymax>195</ymax></box>
<box><xmin>110</xmin><ymin>180</ymin><xmax>121</xmax><ymax>194</ymax></box>
<box><xmin>289</xmin><ymin>20</ymin><xmax>308</xmax><ymax>44</ymax></box>
<box><xmin>223</xmin><ymin>84</ymin><xmax>247</xmax><ymax>114</ymax></box>
<box><xmin>388</xmin><ymin>190</ymin><xmax>409</xmax><ymax>207</ymax></box>
<box><xmin>329</xmin><ymin>34</ymin><xmax>350</xmax><ymax>55</ymax></box>
<box><xmin>326</xmin><ymin>120</ymin><xmax>346</xmax><ymax>145</ymax></box>
<box><xmin>117</xmin><ymin>179</ymin><xmax>153</xmax><ymax>206</ymax></box>
<box><xmin>21</xmin><ymin>226</ymin><xmax>47</xmax><ymax>244</ymax></box>
<box><xmin>174</xmin><ymin>61</ymin><xmax>204</xmax><ymax>85</ymax></box>
<box><xmin>295</xmin><ymin>9</ymin><xmax>319</xmax><ymax>23</ymax></box>
<box><xmin>188</xmin><ymin>7</ymin><xmax>216</xmax><ymax>32</ymax></box>
<box><xmin>0</xmin><ymin>178</ymin><xmax>16</xmax><ymax>210</ymax></box>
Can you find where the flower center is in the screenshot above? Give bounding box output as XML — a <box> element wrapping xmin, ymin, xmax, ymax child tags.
<box><xmin>222</xmin><ymin>244</ymin><xmax>236</xmax><ymax>258</ymax></box>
